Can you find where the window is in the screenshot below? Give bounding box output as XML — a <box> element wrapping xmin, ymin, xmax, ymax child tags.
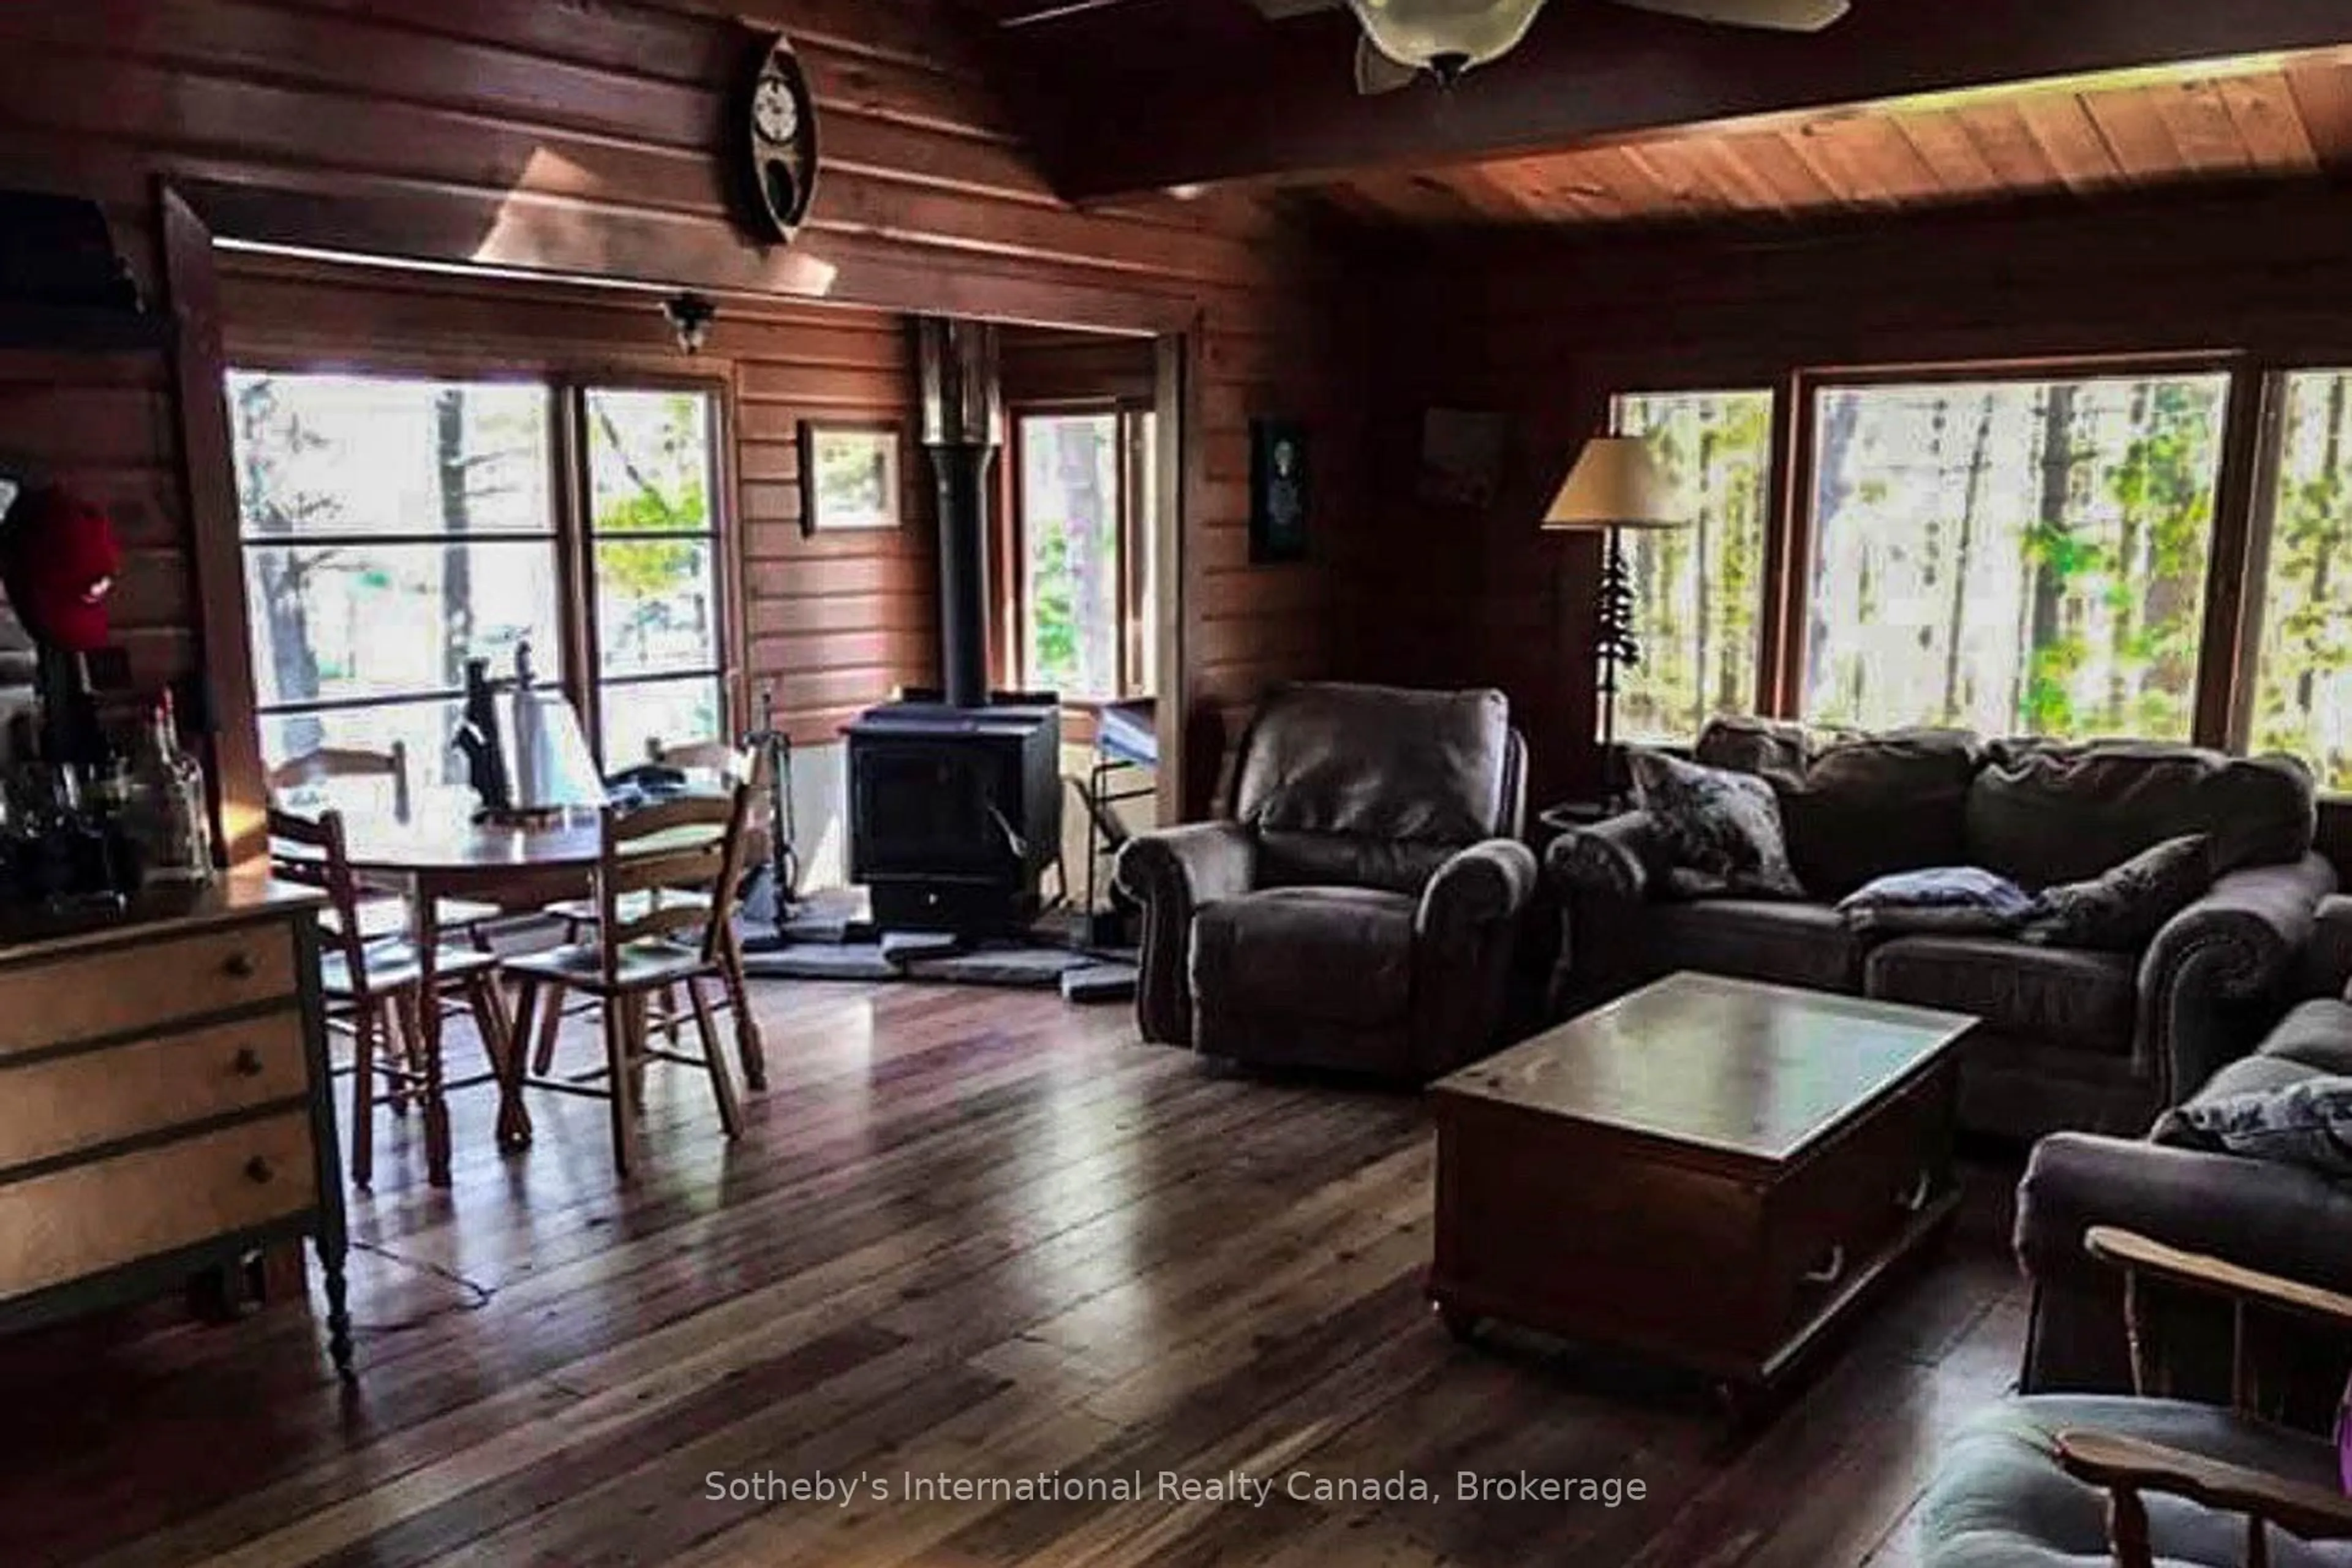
<box><xmin>1608</xmin><ymin>390</ymin><xmax>1774</xmax><ymax>742</ymax></box>
<box><xmin>1014</xmin><ymin>407</ymin><xmax>1158</xmax><ymax>701</ymax></box>
<box><xmin>2248</xmin><ymin>370</ymin><xmax>2352</xmax><ymax>791</ymax></box>
<box><xmin>584</xmin><ymin>388</ymin><xmax>725</xmax><ymax>763</ymax></box>
<box><xmin>1803</xmin><ymin>372</ymin><xmax>2230</xmax><ymax>739</ymax></box>
<box><xmin>228</xmin><ymin>371</ymin><xmax>728</xmax><ymax>783</ymax></box>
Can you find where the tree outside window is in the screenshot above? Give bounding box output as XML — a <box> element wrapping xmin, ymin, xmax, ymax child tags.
<box><xmin>1803</xmin><ymin>373</ymin><xmax>2228</xmax><ymax>741</ymax></box>
<box><xmin>2249</xmin><ymin>371</ymin><xmax>2352</xmax><ymax>791</ymax></box>
<box><xmin>1610</xmin><ymin>391</ymin><xmax>1774</xmax><ymax>743</ymax></box>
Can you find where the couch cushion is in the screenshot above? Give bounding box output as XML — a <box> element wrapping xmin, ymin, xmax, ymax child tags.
<box><xmin>1866</xmin><ymin>937</ymin><xmax>2136</xmax><ymax>1056</ymax></box>
<box><xmin>1634</xmin><ymin>899</ymin><xmax>1868</xmax><ymax>993</ymax></box>
<box><xmin>1234</xmin><ymin>682</ymin><xmax>1511</xmax><ymax>846</ymax></box>
<box><xmin>1701</xmin><ymin>718</ymin><xmax>1981</xmax><ymax>899</ymax></box>
<box><xmin>1966</xmin><ymin>740</ymin><xmax>2315</xmax><ymax>889</ymax></box>
<box><xmin>2258</xmin><ymin>997</ymin><xmax>2352</xmax><ymax>1077</ymax></box>
<box><xmin>1191</xmin><ymin>887</ymin><xmax>1414</xmax><ymax>1027</ymax></box>
<box><xmin>1918</xmin><ymin>1396</ymin><xmax>2344</xmax><ymax>1568</ymax></box>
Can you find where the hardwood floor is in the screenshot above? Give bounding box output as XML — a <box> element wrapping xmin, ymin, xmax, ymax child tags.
<box><xmin>0</xmin><ymin>981</ymin><xmax>2027</xmax><ymax>1567</ymax></box>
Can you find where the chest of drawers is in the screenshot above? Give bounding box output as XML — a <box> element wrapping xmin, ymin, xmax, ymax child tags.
<box><xmin>0</xmin><ymin>876</ymin><xmax>348</xmax><ymax>1376</ymax></box>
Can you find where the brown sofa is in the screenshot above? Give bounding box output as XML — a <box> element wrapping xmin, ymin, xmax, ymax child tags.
<box><xmin>1115</xmin><ymin>681</ymin><xmax>1536</xmax><ymax>1081</ymax></box>
<box><xmin>2016</xmin><ymin>893</ymin><xmax>2352</xmax><ymax>1404</ymax></box>
<box><xmin>1913</xmin><ymin>902</ymin><xmax>2352</xmax><ymax>1567</ymax></box>
<box><xmin>1549</xmin><ymin>718</ymin><xmax>2337</xmax><ymax>1140</ymax></box>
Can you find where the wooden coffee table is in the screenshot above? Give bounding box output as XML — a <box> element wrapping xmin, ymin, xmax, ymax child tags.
<box><xmin>1428</xmin><ymin>972</ymin><xmax>1976</xmax><ymax>1414</ymax></box>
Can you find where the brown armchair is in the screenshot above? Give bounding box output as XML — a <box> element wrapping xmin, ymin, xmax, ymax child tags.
<box><xmin>1115</xmin><ymin>682</ymin><xmax>1534</xmax><ymax>1081</ymax></box>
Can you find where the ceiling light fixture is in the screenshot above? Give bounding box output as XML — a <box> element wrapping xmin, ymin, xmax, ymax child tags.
<box><xmin>663</xmin><ymin>292</ymin><xmax>717</xmax><ymax>355</ymax></box>
<box><xmin>1344</xmin><ymin>0</ymin><xmax>1550</xmax><ymax>86</ymax></box>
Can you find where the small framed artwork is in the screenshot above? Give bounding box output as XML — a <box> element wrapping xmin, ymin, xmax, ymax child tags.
<box><xmin>1418</xmin><ymin>407</ymin><xmax>1511</xmax><ymax>509</ymax></box>
<box><xmin>797</xmin><ymin>419</ymin><xmax>902</xmax><ymax>535</ymax></box>
<box><xmin>1249</xmin><ymin>417</ymin><xmax>1308</xmax><ymax>564</ymax></box>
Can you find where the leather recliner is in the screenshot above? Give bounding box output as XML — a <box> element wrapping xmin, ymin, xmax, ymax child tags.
<box><xmin>1115</xmin><ymin>681</ymin><xmax>1536</xmax><ymax>1081</ymax></box>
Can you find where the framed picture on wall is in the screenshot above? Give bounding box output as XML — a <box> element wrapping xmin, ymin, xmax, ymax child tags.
<box><xmin>797</xmin><ymin>419</ymin><xmax>902</xmax><ymax>535</ymax></box>
<box><xmin>1249</xmin><ymin>417</ymin><xmax>1308</xmax><ymax>564</ymax></box>
<box><xmin>1418</xmin><ymin>407</ymin><xmax>1511</xmax><ymax>508</ymax></box>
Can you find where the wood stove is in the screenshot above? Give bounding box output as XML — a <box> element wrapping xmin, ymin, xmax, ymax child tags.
<box><xmin>846</xmin><ymin>319</ymin><xmax>1062</xmax><ymax>936</ymax></box>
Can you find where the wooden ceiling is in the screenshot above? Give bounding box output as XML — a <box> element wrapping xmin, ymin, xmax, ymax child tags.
<box><xmin>1307</xmin><ymin>56</ymin><xmax>2352</xmax><ymax>231</ymax></box>
<box><xmin>955</xmin><ymin>0</ymin><xmax>2352</xmax><ymax>223</ymax></box>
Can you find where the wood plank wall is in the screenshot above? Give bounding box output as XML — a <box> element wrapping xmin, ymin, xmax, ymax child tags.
<box><xmin>1002</xmin><ymin>326</ymin><xmax>1158</xmax><ymax>407</ymax></box>
<box><xmin>214</xmin><ymin>253</ymin><xmax>933</xmax><ymax>744</ymax></box>
<box><xmin>0</xmin><ymin>0</ymin><xmax>1360</xmax><ymax>817</ymax></box>
<box><xmin>1358</xmin><ymin>184</ymin><xmax>2352</xmax><ymax>816</ymax></box>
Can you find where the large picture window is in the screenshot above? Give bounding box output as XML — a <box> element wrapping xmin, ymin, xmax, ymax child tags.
<box><xmin>2248</xmin><ymin>370</ymin><xmax>2352</xmax><ymax>792</ymax></box>
<box><xmin>1610</xmin><ymin>390</ymin><xmax>1774</xmax><ymax>742</ymax></box>
<box><xmin>228</xmin><ymin>371</ymin><xmax>728</xmax><ymax>782</ymax></box>
<box><xmin>1803</xmin><ymin>372</ymin><xmax>2230</xmax><ymax>740</ymax></box>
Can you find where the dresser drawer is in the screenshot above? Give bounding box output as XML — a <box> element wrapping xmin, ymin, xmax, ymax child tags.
<box><xmin>0</xmin><ymin>923</ymin><xmax>298</xmax><ymax>1060</ymax></box>
<box><xmin>0</xmin><ymin>1011</ymin><xmax>311</xmax><ymax>1172</ymax></box>
<box><xmin>0</xmin><ymin>1112</ymin><xmax>317</xmax><ymax>1302</ymax></box>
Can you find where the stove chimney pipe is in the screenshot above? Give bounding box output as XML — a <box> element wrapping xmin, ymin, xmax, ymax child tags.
<box><xmin>915</xmin><ymin>318</ymin><xmax>1002</xmax><ymax>710</ymax></box>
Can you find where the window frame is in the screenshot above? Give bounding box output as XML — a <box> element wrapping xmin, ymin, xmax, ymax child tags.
<box><xmin>1603</xmin><ymin>386</ymin><xmax>1782</xmax><ymax>737</ymax></box>
<box><xmin>567</xmin><ymin>383</ymin><xmax>734</xmax><ymax>765</ymax></box>
<box><xmin>227</xmin><ymin>361</ymin><xmax>741</xmax><ymax>777</ymax></box>
<box><xmin>1003</xmin><ymin>396</ymin><xmax>1159</xmax><ymax>705</ymax></box>
<box><xmin>1597</xmin><ymin>349</ymin><xmax>2324</xmax><ymax>771</ymax></box>
<box><xmin>1777</xmin><ymin>352</ymin><xmax>2253</xmax><ymax>742</ymax></box>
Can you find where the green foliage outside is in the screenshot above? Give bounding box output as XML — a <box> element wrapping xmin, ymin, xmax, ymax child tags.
<box><xmin>1612</xmin><ymin>391</ymin><xmax>1774</xmax><ymax>743</ymax></box>
<box><xmin>1804</xmin><ymin>374</ymin><xmax>2226</xmax><ymax>743</ymax></box>
<box><xmin>2252</xmin><ymin>372</ymin><xmax>2352</xmax><ymax>791</ymax></box>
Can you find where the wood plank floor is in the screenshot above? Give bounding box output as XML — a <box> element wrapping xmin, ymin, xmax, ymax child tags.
<box><xmin>0</xmin><ymin>981</ymin><xmax>2027</xmax><ymax>1567</ymax></box>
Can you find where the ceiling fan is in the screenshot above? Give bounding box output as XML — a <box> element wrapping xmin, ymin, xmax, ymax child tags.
<box><xmin>1254</xmin><ymin>0</ymin><xmax>1852</xmax><ymax>95</ymax></box>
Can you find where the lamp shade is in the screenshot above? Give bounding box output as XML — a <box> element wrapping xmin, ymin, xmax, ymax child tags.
<box><xmin>1542</xmin><ymin>435</ymin><xmax>1686</xmax><ymax>532</ymax></box>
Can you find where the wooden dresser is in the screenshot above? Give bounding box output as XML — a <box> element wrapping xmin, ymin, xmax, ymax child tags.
<box><xmin>0</xmin><ymin>875</ymin><xmax>349</xmax><ymax>1376</ymax></box>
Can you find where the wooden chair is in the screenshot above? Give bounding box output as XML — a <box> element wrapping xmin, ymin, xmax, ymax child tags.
<box><xmin>537</xmin><ymin>738</ymin><xmax>766</xmax><ymax>1091</ymax></box>
<box><xmin>267</xmin><ymin>807</ymin><xmax>516</xmax><ymax>1190</ymax></box>
<box><xmin>2052</xmin><ymin>1226</ymin><xmax>2352</xmax><ymax>1567</ymax></box>
<box><xmin>268</xmin><ymin>743</ymin><xmax>502</xmax><ymax>945</ymax></box>
<box><xmin>497</xmin><ymin>783</ymin><xmax>756</xmax><ymax>1179</ymax></box>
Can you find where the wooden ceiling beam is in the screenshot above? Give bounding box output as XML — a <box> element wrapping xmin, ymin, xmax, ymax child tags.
<box><xmin>1017</xmin><ymin>0</ymin><xmax>2352</xmax><ymax>200</ymax></box>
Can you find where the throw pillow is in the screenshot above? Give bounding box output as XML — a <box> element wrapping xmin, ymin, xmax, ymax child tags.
<box><xmin>1834</xmin><ymin>867</ymin><xmax>2035</xmax><ymax>935</ymax></box>
<box><xmin>2017</xmin><ymin>834</ymin><xmax>2215</xmax><ymax>952</ymax></box>
<box><xmin>1626</xmin><ymin>748</ymin><xmax>1803</xmax><ymax>899</ymax></box>
<box><xmin>2156</xmin><ymin>1075</ymin><xmax>2352</xmax><ymax>1179</ymax></box>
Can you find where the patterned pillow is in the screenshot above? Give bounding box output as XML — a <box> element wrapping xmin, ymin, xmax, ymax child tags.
<box><xmin>1627</xmin><ymin>749</ymin><xmax>1803</xmax><ymax>899</ymax></box>
<box><xmin>2157</xmin><ymin>1076</ymin><xmax>2352</xmax><ymax>1178</ymax></box>
<box><xmin>2018</xmin><ymin>834</ymin><xmax>2214</xmax><ymax>952</ymax></box>
<box><xmin>1835</xmin><ymin>867</ymin><xmax>2035</xmax><ymax>935</ymax></box>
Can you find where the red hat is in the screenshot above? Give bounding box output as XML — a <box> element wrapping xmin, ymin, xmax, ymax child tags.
<box><xmin>0</xmin><ymin>484</ymin><xmax>119</xmax><ymax>654</ymax></box>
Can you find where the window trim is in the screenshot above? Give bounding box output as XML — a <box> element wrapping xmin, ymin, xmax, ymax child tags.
<box><xmin>1004</xmin><ymin>398</ymin><xmax>1158</xmax><ymax>705</ymax></box>
<box><xmin>230</xmin><ymin>365</ymin><xmax>739</xmax><ymax>776</ymax></box>
<box><xmin>1772</xmin><ymin>352</ymin><xmax>2251</xmax><ymax>742</ymax></box>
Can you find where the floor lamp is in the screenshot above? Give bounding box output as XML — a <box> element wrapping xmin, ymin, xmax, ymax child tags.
<box><xmin>1543</xmin><ymin>435</ymin><xmax>1689</xmax><ymax>808</ymax></box>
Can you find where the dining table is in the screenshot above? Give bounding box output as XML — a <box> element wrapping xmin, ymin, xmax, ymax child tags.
<box><xmin>329</xmin><ymin>794</ymin><xmax>765</xmax><ymax>1185</ymax></box>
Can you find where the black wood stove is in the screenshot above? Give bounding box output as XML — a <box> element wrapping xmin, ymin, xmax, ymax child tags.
<box><xmin>845</xmin><ymin>319</ymin><xmax>1060</xmax><ymax>936</ymax></box>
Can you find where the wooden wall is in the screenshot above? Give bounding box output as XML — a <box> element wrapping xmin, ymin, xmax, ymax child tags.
<box><xmin>1358</xmin><ymin>183</ymin><xmax>2352</xmax><ymax>809</ymax></box>
<box><xmin>1001</xmin><ymin>325</ymin><xmax>1158</xmax><ymax>408</ymax></box>
<box><xmin>0</xmin><ymin>0</ymin><xmax>1361</xmax><ymax>818</ymax></box>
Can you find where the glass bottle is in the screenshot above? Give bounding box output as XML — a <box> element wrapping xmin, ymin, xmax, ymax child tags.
<box><xmin>134</xmin><ymin>692</ymin><xmax>214</xmax><ymax>885</ymax></box>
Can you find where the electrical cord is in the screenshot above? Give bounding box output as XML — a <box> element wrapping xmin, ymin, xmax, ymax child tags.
<box><xmin>344</xmin><ymin>1237</ymin><xmax>497</xmax><ymax>1335</ymax></box>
